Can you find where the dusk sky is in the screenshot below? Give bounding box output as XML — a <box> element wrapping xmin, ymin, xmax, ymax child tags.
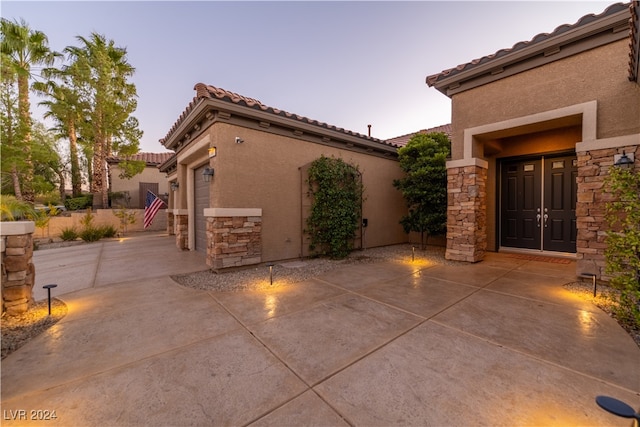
<box><xmin>3</xmin><ymin>1</ymin><xmax>615</xmax><ymax>153</ymax></box>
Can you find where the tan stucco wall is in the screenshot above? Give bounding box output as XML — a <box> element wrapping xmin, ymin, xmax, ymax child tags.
<box><xmin>450</xmin><ymin>39</ymin><xmax>640</xmax><ymax>161</ymax></box>
<box><xmin>32</xmin><ymin>209</ymin><xmax>167</xmax><ymax>239</ymax></box>
<box><xmin>177</xmin><ymin>122</ymin><xmax>408</xmax><ymax>262</ymax></box>
<box><xmin>109</xmin><ymin>165</ymin><xmax>169</xmax><ymax>208</ymax></box>
<box><xmin>447</xmin><ymin>38</ymin><xmax>639</xmax><ymax>253</ymax></box>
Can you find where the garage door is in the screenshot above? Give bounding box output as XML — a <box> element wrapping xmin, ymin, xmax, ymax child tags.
<box><xmin>194</xmin><ymin>165</ymin><xmax>209</xmax><ymax>253</ymax></box>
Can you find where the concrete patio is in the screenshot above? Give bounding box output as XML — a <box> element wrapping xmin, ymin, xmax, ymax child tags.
<box><xmin>1</xmin><ymin>232</ymin><xmax>639</xmax><ymax>426</ymax></box>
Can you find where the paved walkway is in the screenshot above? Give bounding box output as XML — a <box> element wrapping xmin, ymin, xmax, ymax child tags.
<box><xmin>2</xmin><ymin>233</ymin><xmax>639</xmax><ymax>426</ymax></box>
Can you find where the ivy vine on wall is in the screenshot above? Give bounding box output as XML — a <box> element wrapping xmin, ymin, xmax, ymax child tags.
<box><xmin>306</xmin><ymin>156</ymin><xmax>364</xmax><ymax>259</ymax></box>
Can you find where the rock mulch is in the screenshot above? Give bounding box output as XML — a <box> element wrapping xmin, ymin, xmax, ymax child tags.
<box><xmin>563</xmin><ymin>280</ymin><xmax>640</xmax><ymax>348</ymax></box>
<box><xmin>1</xmin><ymin>298</ymin><xmax>67</xmax><ymax>359</ymax></box>
<box><xmin>172</xmin><ymin>244</ymin><xmax>454</xmax><ymax>292</ymax></box>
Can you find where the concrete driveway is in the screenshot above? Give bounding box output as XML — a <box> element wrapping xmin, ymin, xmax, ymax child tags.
<box><xmin>2</xmin><ymin>233</ymin><xmax>639</xmax><ymax>426</ymax></box>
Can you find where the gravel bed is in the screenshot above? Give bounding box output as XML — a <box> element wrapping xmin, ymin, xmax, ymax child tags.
<box><xmin>1</xmin><ymin>299</ymin><xmax>68</xmax><ymax>359</ymax></box>
<box><xmin>563</xmin><ymin>281</ymin><xmax>640</xmax><ymax>348</ymax></box>
<box><xmin>172</xmin><ymin>244</ymin><xmax>455</xmax><ymax>292</ymax></box>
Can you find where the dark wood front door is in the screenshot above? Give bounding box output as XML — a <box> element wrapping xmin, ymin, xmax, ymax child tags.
<box><xmin>500</xmin><ymin>154</ymin><xmax>577</xmax><ymax>253</ymax></box>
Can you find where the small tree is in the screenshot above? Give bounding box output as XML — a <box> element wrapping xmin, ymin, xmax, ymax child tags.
<box><xmin>306</xmin><ymin>156</ymin><xmax>364</xmax><ymax>259</ymax></box>
<box><xmin>393</xmin><ymin>132</ymin><xmax>450</xmax><ymax>249</ymax></box>
<box><xmin>604</xmin><ymin>164</ymin><xmax>640</xmax><ymax>329</ymax></box>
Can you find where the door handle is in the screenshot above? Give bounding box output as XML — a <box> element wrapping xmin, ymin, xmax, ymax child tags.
<box><xmin>536</xmin><ymin>213</ymin><xmax>541</xmax><ymax>227</ymax></box>
<box><xmin>543</xmin><ymin>213</ymin><xmax>549</xmax><ymax>228</ymax></box>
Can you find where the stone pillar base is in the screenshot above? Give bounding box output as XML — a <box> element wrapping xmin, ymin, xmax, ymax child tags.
<box><xmin>2</xmin><ymin>222</ymin><xmax>36</xmax><ymax>315</ymax></box>
<box><xmin>445</xmin><ymin>163</ymin><xmax>487</xmax><ymax>263</ymax></box>
<box><xmin>205</xmin><ymin>208</ymin><xmax>262</xmax><ymax>270</ymax></box>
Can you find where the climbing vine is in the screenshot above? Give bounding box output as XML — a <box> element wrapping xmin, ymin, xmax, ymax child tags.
<box><xmin>604</xmin><ymin>164</ymin><xmax>640</xmax><ymax>329</ymax></box>
<box><xmin>306</xmin><ymin>156</ymin><xmax>364</xmax><ymax>259</ymax></box>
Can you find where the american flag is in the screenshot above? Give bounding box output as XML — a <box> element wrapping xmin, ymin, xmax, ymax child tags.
<box><xmin>144</xmin><ymin>190</ymin><xmax>166</xmax><ymax>229</ymax></box>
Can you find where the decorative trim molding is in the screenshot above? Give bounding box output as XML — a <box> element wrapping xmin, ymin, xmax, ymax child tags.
<box><xmin>463</xmin><ymin>100</ymin><xmax>597</xmax><ymax>160</ymax></box>
<box><xmin>576</xmin><ymin>133</ymin><xmax>640</xmax><ymax>152</ymax></box>
<box><xmin>204</xmin><ymin>208</ymin><xmax>262</xmax><ymax>217</ymax></box>
<box><xmin>447</xmin><ymin>158</ymin><xmax>489</xmax><ymax>169</ymax></box>
<box><xmin>0</xmin><ymin>221</ymin><xmax>35</xmax><ymax>236</ymax></box>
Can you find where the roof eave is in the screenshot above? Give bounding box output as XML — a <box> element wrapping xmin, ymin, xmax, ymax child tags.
<box><xmin>162</xmin><ymin>96</ymin><xmax>399</xmax><ymax>156</ymax></box>
<box><xmin>428</xmin><ymin>6</ymin><xmax>630</xmax><ymax>97</ymax></box>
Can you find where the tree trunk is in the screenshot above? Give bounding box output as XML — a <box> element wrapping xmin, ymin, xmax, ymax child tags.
<box><xmin>57</xmin><ymin>168</ymin><xmax>66</xmax><ymax>203</ymax></box>
<box><xmin>68</xmin><ymin>119</ymin><xmax>82</xmax><ymax>197</ymax></box>
<box><xmin>11</xmin><ymin>164</ymin><xmax>23</xmax><ymax>200</ymax></box>
<box><xmin>17</xmin><ymin>75</ymin><xmax>34</xmax><ymax>204</ymax></box>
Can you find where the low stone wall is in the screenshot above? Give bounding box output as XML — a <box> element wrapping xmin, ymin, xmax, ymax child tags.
<box><xmin>445</xmin><ymin>164</ymin><xmax>487</xmax><ymax>262</ymax></box>
<box><xmin>1</xmin><ymin>221</ymin><xmax>35</xmax><ymax>315</ymax></box>
<box><xmin>205</xmin><ymin>208</ymin><xmax>262</xmax><ymax>270</ymax></box>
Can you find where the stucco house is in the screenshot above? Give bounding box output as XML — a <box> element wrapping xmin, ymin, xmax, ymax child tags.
<box><xmin>107</xmin><ymin>152</ymin><xmax>173</xmax><ymax>208</ymax></box>
<box><xmin>159</xmin><ymin>84</ymin><xmax>408</xmax><ymax>270</ymax></box>
<box><xmin>426</xmin><ymin>2</ymin><xmax>639</xmax><ymax>279</ymax></box>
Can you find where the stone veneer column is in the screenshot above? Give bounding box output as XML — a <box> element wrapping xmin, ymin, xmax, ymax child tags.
<box><xmin>205</xmin><ymin>208</ymin><xmax>262</xmax><ymax>270</ymax></box>
<box><xmin>174</xmin><ymin>210</ymin><xmax>189</xmax><ymax>250</ymax></box>
<box><xmin>575</xmin><ymin>144</ymin><xmax>639</xmax><ymax>279</ymax></box>
<box><xmin>1</xmin><ymin>221</ymin><xmax>36</xmax><ymax>315</ymax></box>
<box><xmin>167</xmin><ymin>210</ymin><xmax>174</xmax><ymax>236</ymax></box>
<box><xmin>445</xmin><ymin>162</ymin><xmax>487</xmax><ymax>263</ymax></box>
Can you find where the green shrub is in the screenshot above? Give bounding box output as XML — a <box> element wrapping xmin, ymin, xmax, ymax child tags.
<box><xmin>65</xmin><ymin>195</ymin><xmax>92</xmax><ymax>211</ymax></box>
<box><xmin>306</xmin><ymin>156</ymin><xmax>364</xmax><ymax>259</ymax></box>
<box><xmin>59</xmin><ymin>227</ymin><xmax>79</xmax><ymax>241</ymax></box>
<box><xmin>605</xmin><ymin>165</ymin><xmax>640</xmax><ymax>329</ymax></box>
<box><xmin>100</xmin><ymin>224</ymin><xmax>118</xmax><ymax>238</ymax></box>
<box><xmin>79</xmin><ymin>227</ymin><xmax>104</xmax><ymax>242</ymax></box>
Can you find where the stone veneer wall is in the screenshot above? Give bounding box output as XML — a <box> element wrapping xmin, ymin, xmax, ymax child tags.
<box><xmin>445</xmin><ymin>164</ymin><xmax>487</xmax><ymax>262</ymax></box>
<box><xmin>175</xmin><ymin>213</ymin><xmax>188</xmax><ymax>250</ymax></box>
<box><xmin>576</xmin><ymin>144</ymin><xmax>640</xmax><ymax>279</ymax></box>
<box><xmin>1</xmin><ymin>221</ymin><xmax>36</xmax><ymax>315</ymax></box>
<box><xmin>167</xmin><ymin>211</ymin><xmax>174</xmax><ymax>236</ymax></box>
<box><xmin>205</xmin><ymin>209</ymin><xmax>262</xmax><ymax>270</ymax></box>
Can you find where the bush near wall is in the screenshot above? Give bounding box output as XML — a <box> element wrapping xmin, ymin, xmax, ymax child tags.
<box><xmin>32</xmin><ymin>209</ymin><xmax>167</xmax><ymax>240</ymax></box>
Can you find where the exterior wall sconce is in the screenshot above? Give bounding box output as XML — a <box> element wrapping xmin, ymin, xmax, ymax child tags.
<box><xmin>614</xmin><ymin>151</ymin><xmax>634</xmax><ymax>169</ymax></box>
<box><xmin>170</xmin><ymin>182</ymin><xmax>179</xmax><ymax>191</ymax></box>
<box><xmin>235</xmin><ymin>137</ymin><xmax>244</xmax><ymax>144</ymax></box>
<box><xmin>202</xmin><ymin>167</ymin><xmax>215</xmax><ymax>182</ymax></box>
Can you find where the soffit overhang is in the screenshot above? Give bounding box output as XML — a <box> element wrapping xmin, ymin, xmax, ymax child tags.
<box><xmin>160</xmin><ymin>85</ymin><xmax>400</xmax><ymax>159</ymax></box>
<box><xmin>427</xmin><ymin>3</ymin><xmax>631</xmax><ymax>97</ymax></box>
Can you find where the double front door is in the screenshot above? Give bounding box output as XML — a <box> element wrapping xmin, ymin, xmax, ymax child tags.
<box><xmin>500</xmin><ymin>154</ymin><xmax>577</xmax><ymax>253</ymax></box>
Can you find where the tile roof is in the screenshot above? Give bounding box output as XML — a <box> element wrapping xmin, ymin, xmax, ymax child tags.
<box><xmin>426</xmin><ymin>2</ymin><xmax>631</xmax><ymax>88</ymax></box>
<box><xmin>106</xmin><ymin>152</ymin><xmax>174</xmax><ymax>166</ymax></box>
<box><xmin>385</xmin><ymin>124</ymin><xmax>452</xmax><ymax>147</ymax></box>
<box><xmin>160</xmin><ymin>83</ymin><xmax>396</xmax><ymax>150</ymax></box>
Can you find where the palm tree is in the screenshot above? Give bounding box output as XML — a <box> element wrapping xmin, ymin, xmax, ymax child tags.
<box><xmin>65</xmin><ymin>33</ymin><xmax>141</xmax><ymax>208</ymax></box>
<box><xmin>0</xmin><ymin>18</ymin><xmax>59</xmax><ymax>203</ymax></box>
<box><xmin>33</xmin><ymin>77</ymin><xmax>84</xmax><ymax>197</ymax></box>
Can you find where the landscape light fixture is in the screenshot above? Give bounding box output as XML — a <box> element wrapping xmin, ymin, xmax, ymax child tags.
<box><xmin>267</xmin><ymin>263</ymin><xmax>275</xmax><ymax>286</ymax></box>
<box><xmin>43</xmin><ymin>284</ymin><xmax>58</xmax><ymax>316</ymax></box>
<box><xmin>614</xmin><ymin>151</ymin><xmax>634</xmax><ymax>169</ymax></box>
<box><xmin>170</xmin><ymin>182</ymin><xmax>179</xmax><ymax>191</ymax></box>
<box><xmin>202</xmin><ymin>167</ymin><xmax>215</xmax><ymax>182</ymax></box>
<box><xmin>595</xmin><ymin>395</ymin><xmax>640</xmax><ymax>423</ymax></box>
<box><xmin>412</xmin><ymin>246</ymin><xmax>416</xmax><ymax>262</ymax></box>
